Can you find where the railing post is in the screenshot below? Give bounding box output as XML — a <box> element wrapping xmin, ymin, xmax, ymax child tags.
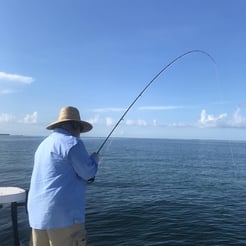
<box><xmin>11</xmin><ymin>202</ymin><xmax>20</xmax><ymax>246</ymax></box>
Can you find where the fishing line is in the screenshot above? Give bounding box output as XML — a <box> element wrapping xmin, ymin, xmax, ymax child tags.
<box><xmin>97</xmin><ymin>50</ymin><xmax>216</xmax><ymax>154</ymax></box>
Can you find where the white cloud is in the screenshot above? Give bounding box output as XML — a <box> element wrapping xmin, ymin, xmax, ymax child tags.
<box><xmin>22</xmin><ymin>112</ymin><xmax>38</xmax><ymax>124</ymax></box>
<box><xmin>0</xmin><ymin>112</ymin><xmax>38</xmax><ymax>124</ymax></box>
<box><xmin>88</xmin><ymin>107</ymin><xmax>246</xmax><ymax>131</ymax></box>
<box><xmin>0</xmin><ymin>71</ymin><xmax>34</xmax><ymax>94</ymax></box>
<box><xmin>170</xmin><ymin>122</ymin><xmax>192</xmax><ymax>127</ymax></box>
<box><xmin>198</xmin><ymin>109</ymin><xmax>227</xmax><ymax>127</ymax></box>
<box><xmin>0</xmin><ymin>72</ymin><xmax>34</xmax><ymax>84</ymax></box>
<box><xmin>152</xmin><ymin>119</ymin><xmax>158</xmax><ymax>126</ymax></box>
<box><xmin>198</xmin><ymin>108</ymin><xmax>246</xmax><ymax>128</ymax></box>
<box><xmin>105</xmin><ymin>117</ymin><xmax>114</xmax><ymax>126</ymax></box>
<box><xmin>0</xmin><ymin>113</ymin><xmax>16</xmax><ymax>122</ymax></box>
<box><xmin>231</xmin><ymin>108</ymin><xmax>246</xmax><ymax>127</ymax></box>
<box><xmin>138</xmin><ymin>119</ymin><xmax>147</xmax><ymax>126</ymax></box>
<box><xmin>87</xmin><ymin>115</ymin><xmax>100</xmax><ymax>124</ymax></box>
<box><xmin>0</xmin><ymin>89</ymin><xmax>16</xmax><ymax>94</ymax></box>
<box><xmin>87</xmin><ymin>115</ymin><xmax>115</xmax><ymax>126</ymax></box>
<box><xmin>93</xmin><ymin>107</ymin><xmax>126</xmax><ymax>113</ymax></box>
<box><xmin>126</xmin><ymin>119</ymin><xmax>147</xmax><ymax>126</ymax></box>
<box><xmin>126</xmin><ymin>119</ymin><xmax>135</xmax><ymax>126</ymax></box>
<box><xmin>139</xmin><ymin>105</ymin><xmax>184</xmax><ymax>110</ymax></box>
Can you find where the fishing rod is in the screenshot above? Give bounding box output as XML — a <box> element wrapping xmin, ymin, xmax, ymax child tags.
<box><xmin>96</xmin><ymin>50</ymin><xmax>216</xmax><ymax>154</ymax></box>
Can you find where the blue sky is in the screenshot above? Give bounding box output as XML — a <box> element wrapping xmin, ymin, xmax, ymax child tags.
<box><xmin>0</xmin><ymin>0</ymin><xmax>245</xmax><ymax>140</ymax></box>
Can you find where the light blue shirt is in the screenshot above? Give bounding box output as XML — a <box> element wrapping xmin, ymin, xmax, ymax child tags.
<box><xmin>28</xmin><ymin>128</ymin><xmax>98</xmax><ymax>230</ymax></box>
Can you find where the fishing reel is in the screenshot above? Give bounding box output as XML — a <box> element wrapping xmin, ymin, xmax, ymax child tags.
<box><xmin>87</xmin><ymin>177</ymin><xmax>95</xmax><ymax>184</ymax></box>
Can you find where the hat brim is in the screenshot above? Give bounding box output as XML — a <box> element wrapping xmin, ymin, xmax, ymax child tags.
<box><xmin>46</xmin><ymin>119</ymin><xmax>93</xmax><ymax>133</ymax></box>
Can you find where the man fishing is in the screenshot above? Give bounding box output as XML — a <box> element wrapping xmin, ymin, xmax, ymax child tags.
<box><xmin>28</xmin><ymin>106</ymin><xmax>99</xmax><ymax>246</ymax></box>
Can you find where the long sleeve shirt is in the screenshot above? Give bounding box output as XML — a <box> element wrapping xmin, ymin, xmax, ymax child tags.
<box><xmin>28</xmin><ymin>128</ymin><xmax>98</xmax><ymax>230</ymax></box>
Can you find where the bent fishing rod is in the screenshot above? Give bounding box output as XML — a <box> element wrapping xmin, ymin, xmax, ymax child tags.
<box><xmin>96</xmin><ymin>50</ymin><xmax>216</xmax><ymax>154</ymax></box>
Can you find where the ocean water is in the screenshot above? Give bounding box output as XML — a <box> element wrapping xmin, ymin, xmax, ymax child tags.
<box><xmin>0</xmin><ymin>136</ymin><xmax>246</xmax><ymax>245</ymax></box>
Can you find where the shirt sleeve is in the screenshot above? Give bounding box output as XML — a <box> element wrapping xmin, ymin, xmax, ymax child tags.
<box><xmin>68</xmin><ymin>140</ymin><xmax>98</xmax><ymax>180</ymax></box>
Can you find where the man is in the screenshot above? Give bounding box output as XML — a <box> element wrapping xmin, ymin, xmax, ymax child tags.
<box><xmin>28</xmin><ymin>106</ymin><xmax>99</xmax><ymax>246</ymax></box>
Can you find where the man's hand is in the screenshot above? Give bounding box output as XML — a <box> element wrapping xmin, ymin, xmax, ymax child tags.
<box><xmin>91</xmin><ymin>152</ymin><xmax>99</xmax><ymax>163</ymax></box>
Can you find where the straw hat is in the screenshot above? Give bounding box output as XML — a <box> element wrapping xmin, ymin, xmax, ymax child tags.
<box><xmin>46</xmin><ymin>106</ymin><xmax>92</xmax><ymax>133</ymax></box>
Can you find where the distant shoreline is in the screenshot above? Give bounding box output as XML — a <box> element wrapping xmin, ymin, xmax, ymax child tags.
<box><xmin>0</xmin><ymin>133</ymin><xmax>10</xmax><ymax>136</ymax></box>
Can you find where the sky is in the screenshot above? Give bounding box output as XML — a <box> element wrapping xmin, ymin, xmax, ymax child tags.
<box><xmin>0</xmin><ymin>0</ymin><xmax>246</xmax><ymax>140</ymax></box>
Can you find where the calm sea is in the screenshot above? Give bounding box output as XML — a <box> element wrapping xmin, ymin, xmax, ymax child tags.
<box><xmin>0</xmin><ymin>136</ymin><xmax>246</xmax><ymax>245</ymax></box>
